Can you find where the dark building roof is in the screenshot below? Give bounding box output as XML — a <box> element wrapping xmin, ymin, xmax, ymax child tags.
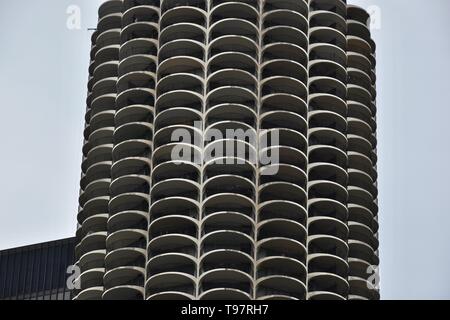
<box><xmin>0</xmin><ymin>237</ymin><xmax>76</xmax><ymax>300</ymax></box>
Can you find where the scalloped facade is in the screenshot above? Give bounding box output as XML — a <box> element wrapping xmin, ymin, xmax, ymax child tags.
<box><xmin>75</xmin><ymin>0</ymin><xmax>379</xmax><ymax>300</ymax></box>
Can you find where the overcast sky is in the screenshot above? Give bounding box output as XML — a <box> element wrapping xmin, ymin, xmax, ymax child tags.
<box><xmin>0</xmin><ymin>0</ymin><xmax>449</xmax><ymax>300</ymax></box>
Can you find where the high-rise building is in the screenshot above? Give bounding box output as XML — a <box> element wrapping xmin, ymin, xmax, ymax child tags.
<box><xmin>75</xmin><ymin>0</ymin><xmax>379</xmax><ymax>300</ymax></box>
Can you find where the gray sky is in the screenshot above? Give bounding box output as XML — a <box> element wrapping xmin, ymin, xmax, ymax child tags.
<box><xmin>0</xmin><ymin>0</ymin><xmax>449</xmax><ymax>300</ymax></box>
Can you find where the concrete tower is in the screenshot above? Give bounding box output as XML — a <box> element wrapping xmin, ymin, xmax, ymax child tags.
<box><xmin>75</xmin><ymin>0</ymin><xmax>379</xmax><ymax>300</ymax></box>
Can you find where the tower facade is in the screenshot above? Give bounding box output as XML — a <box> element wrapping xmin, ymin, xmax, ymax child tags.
<box><xmin>75</xmin><ymin>0</ymin><xmax>379</xmax><ymax>300</ymax></box>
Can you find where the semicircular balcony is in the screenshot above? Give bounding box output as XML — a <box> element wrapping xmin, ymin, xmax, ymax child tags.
<box><xmin>201</xmin><ymin>211</ymin><xmax>254</xmax><ymax>238</ymax></box>
<box><xmin>203</xmin><ymin>193</ymin><xmax>255</xmax><ymax>219</ymax></box>
<box><xmin>210</xmin><ymin>1</ymin><xmax>258</xmax><ymax>24</ymax></box>
<box><xmin>308</xmin><ymin>234</ymin><xmax>348</xmax><ymax>261</ymax></box>
<box><xmin>261</xmin><ymin>92</ymin><xmax>307</xmax><ymax>118</ymax></box>
<box><xmin>149</xmin><ymin>215</ymin><xmax>199</xmax><ymax>241</ymax></box>
<box><xmin>209</xmin><ymin>35</ymin><xmax>258</xmax><ymax>60</ymax></box>
<box><xmin>203</xmin><ymin>155</ymin><xmax>255</xmax><ymax>182</ymax></box>
<box><xmin>310</xmin><ymin>0</ymin><xmax>346</xmax><ymax>18</ymax></box>
<box><xmin>103</xmin><ymin>266</ymin><xmax>145</xmax><ymax>296</ymax></box>
<box><xmin>310</xmin><ymin>126</ymin><xmax>346</xmax><ymax>154</ymax></box>
<box><xmin>75</xmin><ymin>232</ymin><xmax>107</xmax><ymax>261</ymax></box>
<box><xmin>256</xmin><ymin>275</ymin><xmax>306</xmax><ymax>300</ymax></box>
<box><xmin>308</xmin><ymin>252</ymin><xmax>349</xmax><ymax>279</ymax></box>
<box><xmin>153</xmin><ymin>124</ymin><xmax>201</xmax><ymax>150</ymax></box>
<box><xmin>203</xmin><ymin>138</ymin><xmax>257</xmax><ymax>167</ymax></box>
<box><xmin>112</xmin><ymin>140</ymin><xmax>152</xmax><ymax>164</ymax></box>
<box><xmin>263</xmin><ymin>0</ymin><xmax>308</xmax><ymax>16</ymax></box>
<box><xmin>348</xmin><ymin>151</ymin><xmax>376</xmax><ymax>180</ymax></box>
<box><xmin>308</xmin><ymin>180</ymin><xmax>348</xmax><ymax>206</ymax></box>
<box><xmin>161</xmin><ymin>0</ymin><xmax>206</xmax><ymax>13</ymax></box>
<box><xmin>260</xmin><ymin>110</ymin><xmax>307</xmax><ymax>136</ymax></box>
<box><xmin>150</xmin><ymin>196</ymin><xmax>200</xmax><ymax>222</ymax></box>
<box><xmin>204</xmin><ymin>174</ymin><xmax>255</xmax><ymax>201</ymax></box>
<box><xmin>154</xmin><ymin>107</ymin><xmax>202</xmax><ymax>132</ymax></box>
<box><xmin>78</xmin><ymin>196</ymin><xmax>109</xmax><ymax>225</ymax></box>
<box><xmin>257</xmin><ymin>256</ymin><xmax>306</xmax><ymax>284</ymax></box>
<box><xmin>200</xmin><ymin>248</ymin><xmax>253</xmax><ymax>277</ymax></box>
<box><xmin>158</xmin><ymin>39</ymin><xmax>205</xmax><ymax>63</ymax></box>
<box><xmin>263</xmin><ymin>8</ymin><xmax>308</xmax><ymax>35</ymax></box>
<box><xmin>308</xmin><ymin>216</ymin><xmax>349</xmax><ymax>242</ymax></box>
<box><xmin>198</xmin><ymin>269</ymin><xmax>253</xmax><ymax>299</ymax></box>
<box><xmin>151</xmin><ymin>178</ymin><xmax>200</xmax><ymax>202</ymax></box>
<box><xmin>116</xmin><ymin>88</ymin><xmax>155</xmax><ymax>112</ymax></box>
<box><xmin>348</xmin><ymin>276</ymin><xmax>380</xmax><ymax>300</ymax></box>
<box><xmin>111</xmin><ymin>156</ymin><xmax>150</xmax><ymax>181</ymax></box>
<box><xmin>207</xmin><ymin>51</ymin><xmax>257</xmax><ymax>77</ymax></box>
<box><xmin>201</xmin><ymin>230</ymin><xmax>254</xmax><ymax>257</ymax></box>
<box><xmin>347</xmin><ymin>35</ymin><xmax>372</xmax><ymax>61</ymax></box>
<box><xmin>262</xmin><ymin>25</ymin><xmax>307</xmax><ymax>52</ymax></box>
<box><xmin>152</xmin><ymin>160</ymin><xmax>200</xmax><ymax>184</ymax></box>
<box><xmin>105</xmin><ymin>246</ymin><xmax>146</xmax><ymax>273</ymax></box>
<box><xmin>147</xmin><ymin>252</ymin><xmax>197</xmax><ymax>278</ymax></box>
<box><xmin>348</xmin><ymin>239</ymin><xmax>378</xmax><ymax>266</ymax></box>
<box><xmin>259</xmin><ymin>182</ymin><xmax>306</xmax><ymax>208</ymax></box>
<box><xmin>119</xmin><ymin>38</ymin><xmax>158</xmax><ymax>61</ymax></box>
<box><xmin>262</xmin><ymin>42</ymin><xmax>307</xmax><ymax>66</ymax></box>
<box><xmin>160</xmin><ymin>6</ymin><xmax>206</xmax><ymax>32</ymax></box>
<box><xmin>147</xmin><ymin>234</ymin><xmax>198</xmax><ymax>261</ymax></box>
<box><xmin>307</xmin><ymin>272</ymin><xmax>349</xmax><ymax>299</ymax></box>
<box><xmin>259</xmin><ymin>163</ymin><xmax>307</xmax><ymax>189</ymax></box>
<box><xmin>121</xmin><ymin>21</ymin><xmax>159</xmax><ymax>46</ymax></box>
<box><xmin>261</xmin><ymin>76</ymin><xmax>308</xmax><ymax>102</ymax></box>
<box><xmin>262</xmin><ymin>59</ymin><xmax>307</xmax><ymax>84</ymax></box>
<box><xmin>257</xmin><ymin>219</ymin><xmax>307</xmax><ymax>245</ymax></box>
<box><xmin>258</xmin><ymin>199</ymin><xmax>307</xmax><ymax>226</ymax></box>
<box><xmin>160</xmin><ymin>23</ymin><xmax>206</xmax><ymax>47</ymax></box>
<box><xmin>309</xmin><ymin>162</ymin><xmax>348</xmax><ymax>188</ymax></box>
<box><xmin>156</xmin><ymin>90</ymin><xmax>203</xmax><ymax>114</ymax></box>
<box><xmin>309</xmin><ymin>145</ymin><xmax>348</xmax><ymax>169</ymax></box>
<box><xmin>207</xmin><ymin>69</ymin><xmax>256</xmax><ymax>94</ymax></box>
<box><xmin>310</xmin><ymin>9</ymin><xmax>346</xmax><ymax>34</ymax></box>
<box><xmin>158</xmin><ymin>56</ymin><xmax>204</xmax><ymax>80</ymax></box>
<box><xmin>348</xmin><ymin>221</ymin><xmax>378</xmax><ymax>251</ymax></box>
<box><xmin>122</xmin><ymin>4</ymin><xmax>159</xmax><ymax>27</ymax></box>
<box><xmin>108</xmin><ymin>210</ymin><xmax>148</xmax><ymax>234</ymax></box>
<box><xmin>308</xmin><ymin>197</ymin><xmax>348</xmax><ymax>223</ymax></box>
<box><xmin>157</xmin><ymin>73</ymin><xmax>203</xmax><ymax>97</ymax></box>
<box><xmin>146</xmin><ymin>272</ymin><xmax>197</xmax><ymax>299</ymax></box>
<box><xmin>309</xmin><ymin>26</ymin><xmax>347</xmax><ymax>53</ymax></box>
<box><xmin>74</xmin><ymin>287</ymin><xmax>104</xmax><ymax>301</ymax></box>
<box><xmin>257</xmin><ymin>237</ymin><xmax>306</xmax><ymax>263</ymax></box>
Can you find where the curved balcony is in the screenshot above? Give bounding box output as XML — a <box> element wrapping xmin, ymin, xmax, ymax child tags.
<box><xmin>198</xmin><ymin>269</ymin><xmax>253</xmax><ymax>299</ymax></box>
<box><xmin>119</xmin><ymin>38</ymin><xmax>158</xmax><ymax>61</ymax></box>
<box><xmin>156</xmin><ymin>90</ymin><xmax>203</xmax><ymax>113</ymax></box>
<box><xmin>308</xmin><ymin>272</ymin><xmax>349</xmax><ymax>299</ymax></box>
<box><xmin>146</xmin><ymin>272</ymin><xmax>197</xmax><ymax>299</ymax></box>
<box><xmin>256</xmin><ymin>276</ymin><xmax>306</xmax><ymax>300</ymax></box>
<box><xmin>78</xmin><ymin>250</ymin><xmax>106</xmax><ymax>274</ymax></box>
<box><xmin>200</xmin><ymin>249</ymin><xmax>253</xmax><ymax>277</ymax></box>
<box><xmin>348</xmin><ymin>276</ymin><xmax>380</xmax><ymax>300</ymax></box>
<box><xmin>147</xmin><ymin>252</ymin><xmax>197</xmax><ymax>279</ymax></box>
<box><xmin>103</xmin><ymin>285</ymin><xmax>145</xmax><ymax>300</ymax></box>
<box><xmin>201</xmin><ymin>230</ymin><xmax>254</xmax><ymax>257</ymax></box>
<box><xmin>122</xmin><ymin>5</ymin><xmax>159</xmax><ymax>27</ymax></box>
<box><xmin>209</xmin><ymin>35</ymin><xmax>258</xmax><ymax>60</ymax></box>
<box><xmin>103</xmin><ymin>266</ymin><xmax>145</xmax><ymax>295</ymax></box>
<box><xmin>257</xmin><ymin>237</ymin><xmax>306</xmax><ymax>263</ymax></box>
<box><xmin>262</xmin><ymin>42</ymin><xmax>307</xmax><ymax>66</ymax></box>
<box><xmin>105</xmin><ymin>247</ymin><xmax>146</xmax><ymax>271</ymax></box>
<box><xmin>211</xmin><ymin>2</ymin><xmax>258</xmax><ymax>24</ymax></box>
<box><xmin>263</xmin><ymin>0</ymin><xmax>308</xmax><ymax>16</ymax></box>
<box><xmin>152</xmin><ymin>160</ymin><xmax>200</xmax><ymax>184</ymax></box>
